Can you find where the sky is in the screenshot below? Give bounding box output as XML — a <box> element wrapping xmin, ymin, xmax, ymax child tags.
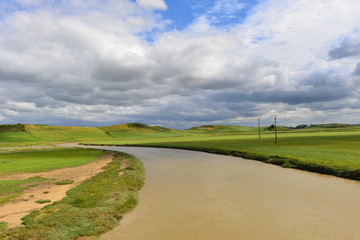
<box><xmin>0</xmin><ymin>0</ymin><xmax>360</xmax><ymax>129</ymax></box>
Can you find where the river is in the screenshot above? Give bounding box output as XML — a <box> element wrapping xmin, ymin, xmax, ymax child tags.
<box><xmin>83</xmin><ymin>146</ymin><xmax>360</xmax><ymax>240</ymax></box>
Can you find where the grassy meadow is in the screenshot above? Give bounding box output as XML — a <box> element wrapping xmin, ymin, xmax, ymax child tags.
<box><xmin>0</xmin><ymin>148</ymin><xmax>105</xmax><ymax>207</ymax></box>
<box><xmin>0</xmin><ymin>148</ymin><xmax>104</xmax><ymax>174</ymax></box>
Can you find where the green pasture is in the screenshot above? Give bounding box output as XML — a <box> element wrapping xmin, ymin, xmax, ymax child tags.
<box><xmin>0</xmin><ymin>148</ymin><xmax>104</xmax><ymax>174</ymax></box>
<box><xmin>0</xmin><ymin>148</ymin><xmax>105</xmax><ymax>205</ymax></box>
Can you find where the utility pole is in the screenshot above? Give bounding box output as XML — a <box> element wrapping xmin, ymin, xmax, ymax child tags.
<box><xmin>258</xmin><ymin>116</ymin><xmax>261</xmax><ymax>143</ymax></box>
<box><xmin>274</xmin><ymin>115</ymin><xmax>278</xmax><ymax>143</ymax></box>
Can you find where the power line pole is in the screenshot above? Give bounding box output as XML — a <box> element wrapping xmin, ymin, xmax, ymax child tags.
<box><xmin>274</xmin><ymin>115</ymin><xmax>278</xmax><ymax>143</ymax></box>
<box><xmin>258</xmin><ymin>116</ymin><xmax>261</xmax><ymax>143</ymax></box>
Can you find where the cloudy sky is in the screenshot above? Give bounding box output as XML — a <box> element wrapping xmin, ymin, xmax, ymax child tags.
<box><xmin>1</xmin><ymin>0</ymin><xmax>360</xmax><ymax>128</ymax></box>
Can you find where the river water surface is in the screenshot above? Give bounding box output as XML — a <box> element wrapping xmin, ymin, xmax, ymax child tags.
<box><xmin>86</xmin><ymin>146</ymin><xmax>360</xmax><ymax>240</ymax></box>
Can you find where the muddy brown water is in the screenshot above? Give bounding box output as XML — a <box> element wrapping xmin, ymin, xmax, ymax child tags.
<box><xmin>83</xmin><ymin>146</ymin><xmax>360</xmax><ymax>240</ymax></box>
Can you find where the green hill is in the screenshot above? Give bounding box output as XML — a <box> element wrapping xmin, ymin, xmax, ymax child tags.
<box><xmin>186</xmin><ymin>125</ymin><xmax>263</xmax><ymax>134</ymax></box>
<box><xmin>309</xmin><ymin>123</ymin><xmax>353</xmax><ymax>128</ymax></box>
<box><xmin>0</xmin><ymin>124</ymin><xmax>111</xmax><ymax>147</ymax></box>
<box><xmin>1</xmin><ymin>122</ymin><xmax>359</xmax><ymax>148</ymax></box>
<box><xmin>25</xmin><ymin>125</ymin><xmax>110</xmax><ymax>142</ymax></box>
<box><xmin>0</xmin><ymin>124</ymin><xmax>27</xmax><ymax>133</ymax></box>
<box><xmin>100</xmin><ymin>123</ymin><xmax>186</xmax><ymax>138</ymax></box>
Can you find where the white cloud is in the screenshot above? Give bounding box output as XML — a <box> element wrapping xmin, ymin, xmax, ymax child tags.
<box><xmin>237</xmin><ymin>0</ymin><xmax>360</xmax><ymax>67</ymax></box>
<box><xmin>136</xmin><ymin>0</ymin><xmax>167</xmax><ymax>10</ymax></box>
<box><xmin>6</xmin><ymin>101</ymin><xmax>37</xmax><ymax>112</ymax></box>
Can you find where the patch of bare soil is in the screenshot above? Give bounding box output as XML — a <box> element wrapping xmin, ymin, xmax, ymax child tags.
<box><xmin>0</xmin><ymin>153</ymin><xmax>114</xmax><ymax>227</ymax></box>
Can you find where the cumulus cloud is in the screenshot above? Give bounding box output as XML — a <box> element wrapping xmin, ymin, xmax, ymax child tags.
<box><xmin>329</xmin><ymin>35</ymin><xmax>360</xmax><ymax>60</ymax></box>
<box><xmin>136</xmin><ymin>0</ymin><xmax>167</xmax><ymax>10</ymax></box>
<box><xmin>354</xmin><ymin>63</ymin><xmax>360</xmax><ymax>76</ymax></box>
<box><xmin>1</xmin><ymin>0</ymin><xmax>360</xmax><ymax>127</ymax></box>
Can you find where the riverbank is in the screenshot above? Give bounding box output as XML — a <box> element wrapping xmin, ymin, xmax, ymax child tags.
<box><xmin>0</xmin><ymin>151</ymin><xmax>144</xmax><ymax>240</ymax></box>
<box><xmin>86</xmin><ymin>140</ymin><xmax>360</xmax><ymax>181</ymax></box>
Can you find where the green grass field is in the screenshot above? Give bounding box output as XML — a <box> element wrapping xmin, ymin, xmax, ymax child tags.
<box><xmin>0</xmin><ymin>148</ymin><xmax>105</xmax><ymax>207</ymax></box>
<box><xmin>0</xmin><ymin>148</ymin><xmax>104</xmax><ymax>174</ymax></box>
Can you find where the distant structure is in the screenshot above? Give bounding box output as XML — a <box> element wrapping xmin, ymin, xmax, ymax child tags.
<box><xmin>258</xmin><ymin>117</ymin><xmax>261</xmax><ymax>143</ymax></box>
<box><xmin>274</xmin><ymin>115</ymin><xmax>278</xmax><ymax>143</ymax></box>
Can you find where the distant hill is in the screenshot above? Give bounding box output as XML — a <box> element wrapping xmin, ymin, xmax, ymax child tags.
<box><xmin>101</xmin><ymin>123</ymin><xmax>171</xmax><ymax>133</ymax></box>
<box><xmin>309</xmin><ymin>123</ymin><xmax>353</xmax><ymax>128</ymax></box>
<box><xmin>99</xmin><ymin>123</ymin><xmax>186</xmax><ymax>138</ymax></box>
<box><xmin>24</xmin><ymin>125</ymin><xmax>110</xmax><ymax>141</ymax></box>
<box><xmin>0</xmin><ymin>123</ymin><xmax>27</xmax><ymax>133</ymax></box>
<box><xmin>0</xmin><ymin>124</ymin><xmax>110</xmax><ymax>147</ymax></box>
<box><xmin>187</xmin><ymin>125</ymin><xmax>258</xmax><ymax>134</ymax></box>
<box><xmin>265</xmin><ymin>125</ymin><xmax>290</xmax><ymax>131</ymax></box>
<box><xmin>1</xmin><ymin>122</ymin><xmax>358</xmax><ymax>147</ymax></box>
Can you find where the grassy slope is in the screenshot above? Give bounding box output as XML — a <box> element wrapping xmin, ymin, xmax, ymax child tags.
<box><xmin>0</xmin><ymin>124</ymin><xmax>27</xmax><ymax>133</ymax></box>
<box><xmin>0</xmin><ymin>125</ymin><xmax>112</xmax><ymax>147</ymax></box>
<box><xmin>1</xmin><ymin>152</ymin><xmax>144</xmax><ymax>240</ymax></box>
<box><xmin>25</xmin><ymin>125</ymin><xmax>111</xmax><ymax>143</ymax></box>
<box><xmin>0</xmin><ymin>123</ymin><xmax>191</xmax><ymax>147</ymax></box>
<box><xmin>100</xmin><ymin>123</ymin><xmax>189</xmax><ymax>138</ymax></box>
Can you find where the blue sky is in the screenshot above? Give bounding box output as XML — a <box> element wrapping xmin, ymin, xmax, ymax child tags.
<box><xmin>0</xmin><ymin>0</ymin><xmax>360</xmax><ymax>128</ymax></box>
<box><xmin>160</xmin><ymin>0</ymin><xmax>258</xmax><ymax>30</ymax></box>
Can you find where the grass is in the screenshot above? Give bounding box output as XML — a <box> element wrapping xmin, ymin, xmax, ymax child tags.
<box><xmin>0</xmin><ymin>177</ymin><xmax>48</xmax><ymax>205</ymax></box>
<box><xmin>0</xmin><ymin>123</ymin><xmax>188</xmax><ymax>147</ymax></box>
<box><xmin>55</xmin><ymin>180</ymin><xmax>74</xmax><ymax>185</ymax></box>
<box><xmin>0</xmin><ymin>148</ymin><xmax>104</xmax><ymax>174</ymax></box>
<box><xmin>0</xmin><ymin>151</ymin><xmax>145</xmax><ymax>240</ymax></box>
<box><xmin>0</xmin><ymin>125</ymin><xmax>113</xmax><ymax>147</ymax></box>
<box><xmin>88</xmin><ymin>130</ymin><xmax>360</xmax><ymax>180</ymax></box>
<box><xmin>0</xmin><ymin>124</ymin><xmax>27</xmax><ymax>133</ymax></box>
<box><xmin>0</xmin><ymin>148</ymin><xmax>105</xmax><ymax>206</ymax></box>
<box><xmin>35</xmin><ymin>199</ymin><xmax>51</xmax><ymax>204</ymax></box>
<box><xmin>0</xmin><ymin>222</ymin><xmax>8</xmax><ymax>231</ymax></box>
